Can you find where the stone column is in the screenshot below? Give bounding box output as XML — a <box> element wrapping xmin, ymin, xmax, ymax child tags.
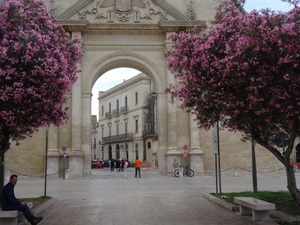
<box><xmin>164</xmin><ymin>38</ymin><xmax>181</xmax><ymax>174</ymax></box>
<box><xmin>189</xmin><ymin>114</ymin><xmax>204</xmax><ymax>173</ymax></box>
<box><xmin>47</xmin><ymin>126</ymin><xmax>60</xmax><ymax>178</ymax></box>
<box><xmin>82</xmin><ymin>92</ymin><xmax>92</xmax><ymax>176</ymax></box>
<box><xmin>69</xmin><ymin>31</ymin><xmax>84</xmax><ymax>178</ymax></box>
<box><xmin>157</xmin><ymin>92</ymin><xmax>168</xmax><ymax>174</ymax></box>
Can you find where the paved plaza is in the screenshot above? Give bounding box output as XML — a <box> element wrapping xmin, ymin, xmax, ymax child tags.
<box><xmin>13</xmin><ymin>168</ymin><xmax>300</xmax><ymax>225</ymax></box>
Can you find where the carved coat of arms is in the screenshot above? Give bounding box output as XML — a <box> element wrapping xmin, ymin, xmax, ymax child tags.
<box><xmin>100</xmin><ymin>0</ymin><xmax>146</xmax><ymax>13</ymax></box>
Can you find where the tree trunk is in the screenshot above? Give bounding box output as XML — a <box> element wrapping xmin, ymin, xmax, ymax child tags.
<box><xmin>285</xmin><ymin>159</ymin><xmax>300</xmax><ymax>204</ymax></box>
<box><xmin>0</xmin><ymin>125</ymin><xmax>10</xmax><ymax>193</ymax></box>
<box><xmin>0</xmin><ymin>150</ymin><xmax>4</xmax><ymax>191</ymax></box>
<box><xmin>254</xmin><ymin>130</ymin><xmax>300</xmax><ymax>205</ymax></box>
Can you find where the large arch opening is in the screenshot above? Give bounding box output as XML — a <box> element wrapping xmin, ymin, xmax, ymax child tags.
<box><xmin>91</xmin><ymin>63</ymin><xmax>160</xmax><ymax>168</ymax></box>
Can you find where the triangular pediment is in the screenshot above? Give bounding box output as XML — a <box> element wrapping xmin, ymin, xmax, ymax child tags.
<box><xmin>56</xmin><ymin>0</ymin><xmax>191</xmax><ymax>24</ymax></box>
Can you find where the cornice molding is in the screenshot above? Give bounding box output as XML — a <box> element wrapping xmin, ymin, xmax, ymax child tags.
<box><xmin>56</xmin><ymin>0</ymin><xmax>93</xmax><ymax>20</ymax></box>
<box><xmin>151</xmin><ymin>0</ymin><xmax>190</xmax><ymax>21</ymax></box>
<box><xmin>99</xmin><ymin>74</ymin><xmax>151</xmax><ymax>99</ymax></box>
<box><xmin>56</xmin><ymin>0</ymin><xmax>192</xmax><ymax>22</ymax></box>
<box><xmin>159</xmin><ymin>20</ymin><xmax>206</xmax><ymax>32</ymax></box>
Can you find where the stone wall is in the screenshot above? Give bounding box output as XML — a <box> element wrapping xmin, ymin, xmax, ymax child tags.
<box><xmin>5</xmin><ymin>128</ymin><xmax>47</xmax><ymax>177</ymax></box>
<box><xmin>201</xmin><ymin>129</ymin><xmax>286</xmax><ymax>176</ymax></box>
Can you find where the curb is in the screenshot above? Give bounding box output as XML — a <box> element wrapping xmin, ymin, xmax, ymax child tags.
<box><xmin>32</xmin><ymin>198</ymin><xmax>58</xmax><ymax>216</ymax></box>
<box><xmin>269</xmin><ymin>209</ymin><xmax>300</xmax><ymax>222</ymax></box>
<box><xmin>203</xmin><ymin>193</ymin><xmax>300</xmax><ymax>222</ymax></box>
<box><xmin>203</xmin><ymin>193</ymin><xmax>239</xmax><ymax>212</ymax></box>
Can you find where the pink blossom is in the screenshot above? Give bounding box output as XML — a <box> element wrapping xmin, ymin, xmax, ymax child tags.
<box><xmin>0</xmin><ymin>0</ymin><xmax>83</xmax><ymax>145</ymax></box>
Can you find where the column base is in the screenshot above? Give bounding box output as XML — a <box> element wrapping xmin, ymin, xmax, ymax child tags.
<box><xmin>189</xmin><ymin>150</ymin><xmax>204</xmax><ymax>173</ymax></box>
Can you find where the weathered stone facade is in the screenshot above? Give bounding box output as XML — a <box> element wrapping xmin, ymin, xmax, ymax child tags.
<box><xmin>4</xmin><ymin>0</ymin><xmax>291</xmax><ymax>178</ymax></box>
<box><xmin>98</xmin><ymin>73</ymin><xmax>158</xmax><ymax>165</ymax></box>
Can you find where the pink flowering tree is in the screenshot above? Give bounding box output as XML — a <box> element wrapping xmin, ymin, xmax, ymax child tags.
<box><xmin>166</xmin><ymin>0</ymin><xmax>300</xmax><ymax>204</ymax></box>
<box><xmin>0</xmin><ymin>0</ymin><xmax>83</xmax><ymax>189</ymax></box>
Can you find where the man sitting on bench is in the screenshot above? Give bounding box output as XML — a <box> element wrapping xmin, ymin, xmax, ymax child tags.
<box><xmin>0</xmin><ymin>174</ymin><xmax>43</xmax><ymax>225</ymax></box>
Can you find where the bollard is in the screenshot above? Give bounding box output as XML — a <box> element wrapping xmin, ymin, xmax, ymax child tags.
<box><xmin>124</xmin><ymin>162</ymin><xmax>128</xmax><ymax>178</ymax></box>
<box><xmin>4</xmin><ymin>170</ymin><xmax>10</xmax><ymax>182</ymax></box>
<box><xmin>234</xmin><ymin>166</ymin><xmax>238</xmax><ymax>177</ymax></box>
<box><xmin>65</xmin><ymin>169</ymin><xmax>69</xmax><ymax>180</ymax></box>
<box><xmin>179</xmin><ymin>166</ymin><xmax>183</xmax><ymax>178</ymax></box>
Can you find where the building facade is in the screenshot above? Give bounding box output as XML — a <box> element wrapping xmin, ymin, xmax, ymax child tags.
<box><xmin>91</xmin><ymin>115</ymin><xmax>100</xmax><ymax>160</ymax></box>
<box><xmin>98</xmin><ymin>74</ymin><xmax>158</xmax><ymax>165</ymax></box>
<box><xmin>3</xmin><ymin>0</ymin><xmax>291</xmax><ymax>178</ymax></box>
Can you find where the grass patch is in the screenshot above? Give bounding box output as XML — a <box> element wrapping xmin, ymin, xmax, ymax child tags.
<box><xmin>210</xmin><ymin>191</ymin><xmax>300</xmax><ymax>217</ymax></box>
<box><xmin>20</xmin><ymin>196</ymin><xmax>52</xmax><ymax>208</ymax></box>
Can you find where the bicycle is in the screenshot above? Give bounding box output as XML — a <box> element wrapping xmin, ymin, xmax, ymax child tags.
<box><xmin>174</xmin><ymin>165</ymin><xmax>194</xmax><ymax>177</ymax></box>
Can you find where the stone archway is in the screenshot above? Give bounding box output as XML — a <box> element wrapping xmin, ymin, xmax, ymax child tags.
<box><xmin>82</xmin><ymin>54</ymin><xmax>170</xmax><ymax>176</ymax></box>
<box><xmin>6</xmin><ymin>0</ymin><xmax>216</xmax><ymax>178</ymax></box>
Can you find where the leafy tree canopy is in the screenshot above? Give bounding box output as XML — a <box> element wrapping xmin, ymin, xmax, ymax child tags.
<box><xmin>0</xmin><ymin>0</ymin><xmax>83</xmax><ymax>145</ymax></box>
<box><xmin>166</xmin><ymin>0</ymin><xmax>300</xmax><ymax>148</ymax></box>
<box><xmin>166</xmin><ymin>0</ymin><xmax>300</xmax><ymax>204</ymax></box>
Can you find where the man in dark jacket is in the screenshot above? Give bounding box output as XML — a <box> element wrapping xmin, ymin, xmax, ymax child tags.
<box><xmin>110</xmin><ymin>158</ymin><xmax>115</xmax><ymax>171</ymax></box>
<box><xmin>0</xmin><ymin>174</ymin><xmax>43</xmax><ymax>225</ymax></box>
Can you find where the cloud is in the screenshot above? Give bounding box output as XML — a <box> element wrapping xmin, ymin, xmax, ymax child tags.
<box><xmin>244</xmin><ymin>0</ymin><xmax>293</xmax><ymax>12</ymax></box>
<box><xmin>91</xmin><ymin>68</ymin><xmax>141</xmax><ymax>117</ymax></box>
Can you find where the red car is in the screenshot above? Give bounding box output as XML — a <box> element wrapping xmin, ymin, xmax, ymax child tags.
<box><xmin>91</xmin><ymin>160</ymin><xmax>104</xmax><ymax>169</ymax></box>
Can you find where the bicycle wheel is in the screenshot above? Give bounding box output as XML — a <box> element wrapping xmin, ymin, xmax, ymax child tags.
<box><xmin>186</xmin><ymin>169</ymin><xmax>194</xmax><ymax>177</ymax></box>
<box><xmin>174</xmin><ymin>169</ymin><xmax>179</xmax><ymax>177</ymax></box>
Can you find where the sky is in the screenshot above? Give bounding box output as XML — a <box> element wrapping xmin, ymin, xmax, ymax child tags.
<box><xmin>91</xmin><ymin>0</ymin><xmax>294</xmax><ymax>116</ymax></box>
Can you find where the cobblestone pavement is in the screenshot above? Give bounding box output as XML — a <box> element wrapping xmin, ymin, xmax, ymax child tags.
<box><xmin>13</xmin><ymin>167</ymin><xmax>299</xmax><ymax>225</ymax></box>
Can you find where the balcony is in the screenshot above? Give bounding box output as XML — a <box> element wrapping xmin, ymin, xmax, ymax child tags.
<box><xmin>121</xmin><ymin>106</ymin><xmax>129</xmax><ymax>113</ymax></box>
<box><xmin>105</xmin><ymin>111</ymin><xmax>111</xmax><ymax>118</ymax></box>
<box><xmin>112</xmin><ymin>109</ymin><xmax>120</xmax><ymax>116</ymax></box>
<box><xmin>102</xmin><ymin>133</ymin><xmax>133</xmax><ymax>143</ymax></box>
<box><xmin>142</xmin><ymin>130</ymin><xmax>156</xmax><ymax>137</ymax></box>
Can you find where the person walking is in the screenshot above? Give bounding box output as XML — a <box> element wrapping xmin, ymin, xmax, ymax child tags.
<box><xmin>120</xmin><ymin>158</ymin><xmax>125</xmax><ymax>171</ymax></box>
<box><xmin>110</xmin><ymin>158</ymin><xmax>115</xmax><ymax>172</ymax></box>
<box><xmin>172</xmin><ymin>159</ymin><xmax>179</xmax><ymax>176</ymax></box>
<box><xmin>134</xmin><ymin>156</ymin><xmax>142</xmax><ymax>178</ymax></box>
<box><xmin>0</xmin><ymin>175</ymin><xmax>43</xmax><ymax>225</ymax></box>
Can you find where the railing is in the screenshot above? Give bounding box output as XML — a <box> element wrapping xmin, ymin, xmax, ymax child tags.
<box><xmin>112</xmin><ymin>109</ymin><xmax>120</xmax><ymax>115</ymax></box>
<box><xmin>105</xmin><ymin>111</ymin><xmax>111</xmax><ymax>118</ymax></box>
<box><xmin>121</xmin><ymin>106</ymin><xmax>129</xmax><ymax>113</ymax></box>
<box><xmin>102</xmin><ymin>133</ymin><xmax>133</xmax><ymax>142</ymax></box>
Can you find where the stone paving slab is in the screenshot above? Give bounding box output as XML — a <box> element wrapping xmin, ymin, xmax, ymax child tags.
<box><xmin>12</xmin><ymin>168</ymin><xmax>300</xmax><ymax>225</ymax></box>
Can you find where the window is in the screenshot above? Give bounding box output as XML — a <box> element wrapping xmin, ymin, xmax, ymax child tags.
<box><xmin>101</xmin><ymin>127</ymin><xmax>104</xmax><ymax>138</ymax></box>
<box><xmin>135</xmin><ymin>92</ymin><xmax>138</xmax><ymax>104</ymax></box>
<box><xmin>135</xmin><ymin>120</ymin><xmax>138</xmax><ymax>133</ymax></box>
<box><xmin>101</xmin><ymin>106</ymin><xmax>104</xmax><ymax>116</ymax></box>
<box><xmin>109</xmin><ymin>103</ymin><xmax>111</xmax><ymax>113</ymax></box>
<box><xmin>125</xmin><ymin>96</ymin><xmax>128</xmax><ymax>107</ymax></box>
<box><xmin>109</xmin><ymin>126</ymin><xmax>111</xmax><ymax>137</ymax></box>
<box><xmin>135</xmin><ymin>143</ymin><xmax>139</xmax><ymax>157</ymax></box>
<box><xmin>116</xmin><ymin>100</ymin><xmax>119</xmax><ymax>113</ymax></box>
<box><xmin>148</xmin><ymin>142</ymin><xmax>151</xmax><ymax>149</ymax></box>
<box><xmin>93</xmin><ymin>138</ymin><xmax>96</xmax><ymax>148</ymax></box>
<box><xmin>116</xmin><ymin>124</ymin><xmax>119</xmax><ymax>135</ymax></box>
<box><xmin>125</xmin><ymin>122</ymin><xmax>128</xmax><ymax>134</ymax></box>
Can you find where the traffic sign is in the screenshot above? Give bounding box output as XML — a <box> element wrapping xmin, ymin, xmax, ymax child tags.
<box><xmin>182</xmin><ymin>151</ymin><xmax>189</xmax><ymax>157</ymax></box>
<box><xmin>62</xmin><ymin>146</ymin><xmax>67</xmax><ymax>151</ymax></box>
<box><xmin>183</xmin><ymin>145</ymin><xmax>188</xmax><ymax>150</ymax></box>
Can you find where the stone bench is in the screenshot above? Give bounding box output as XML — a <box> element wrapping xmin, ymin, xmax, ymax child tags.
<box><xmin>234</xmin><ymin>197</ymin><xmax>275</xmax><ymax>221</ymax></box>
<box><xmin>0</xmin><ymin>202</ymin><xmax>33</xmax><ymax>225</ymax></box>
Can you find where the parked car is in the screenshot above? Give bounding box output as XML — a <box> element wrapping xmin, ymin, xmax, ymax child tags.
<box><xmin>102</xmin><ymin>159</ymin><xmax>110</xmax><ymax>167</ymax></box>
<box><xmin>91</xmin><ymin>160</ymin><xmax>104</xmax><ymax>169</ymax></box>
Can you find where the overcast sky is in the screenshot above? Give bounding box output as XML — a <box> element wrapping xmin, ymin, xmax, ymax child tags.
<box><xmin>91</xmin><ymin>0</ymin><xmax>294</xmax><ymax>116</ymax></box>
